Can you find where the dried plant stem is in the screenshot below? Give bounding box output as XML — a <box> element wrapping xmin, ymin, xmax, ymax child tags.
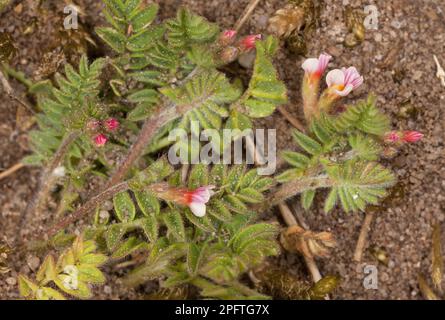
<box><xmin>353</xmin><ymin>211</ymin><xmax>374</xmax><ymax>262</ymax></box>
<box><xmin>44</xmin><ymin>181</ymin><xmax>130</xmax><ymax>239</ymax></box>
<box><xmin>278</xmin><ymin>203</ymin><xmax>323</xmax><ymax>283</ymax></box>
<box><xmin>234</xmin><ymin>0</ymin><xmax>262</xmax><ymax>32</ymax></box>
<box><xmin>0</xmin><ymin>162</ymin><xmax>25</xmax><ymax>181</ymax></box>
<box><xmin>277</xmin><ymin>106</ymin><xmax>306</xmax><ymax>132</ymax></box>
<box><xmin>20</xmin><ymin>131</ymin><xmax>80</xmax><ymax>235</ymax></box>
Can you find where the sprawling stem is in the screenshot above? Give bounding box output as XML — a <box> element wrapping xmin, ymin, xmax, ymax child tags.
<box><xmin>268</xmin><ymin>175</ymin><xmax>332</xmax><ymax>206</ymax></box>
<box><xmin>20</xmin><ymin>131</ymin><xmax>80</xmax><ymax>234</ymax></box>
<box><xmin>44</xmin><ymin>181</ymin><xmax>130</xmax><ymax>239</ymax></box>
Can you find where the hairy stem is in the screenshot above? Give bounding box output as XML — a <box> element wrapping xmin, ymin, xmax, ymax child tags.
<box><xmin>45</xmin><ymin>181</ymin><xmax>130</xmax><ymax>239</ymax></box>
<box><xmin>268</xmin><ymin>175</ymin><xmax>332</xmax><ymax>206</ymax></box>
<box><xmin>277</xmin><ymin>105</ymin><xmax>306</xmax><ymax>133</ymax></box>
<box><xmin>20</xmin><ymin>131</ymin><xmax>80</xmax><ymax>235</ymax></box>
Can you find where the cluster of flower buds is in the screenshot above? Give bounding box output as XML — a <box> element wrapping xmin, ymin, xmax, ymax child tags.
<box><xmin>384</xmin><ymin>131</ymin><xmax>423</xmax><ymax>144</ymax></box>
<box><xmin>151</xmin><ymin>183</ymin><xmax>216</xmax><ymax>217</ymax></box>
<box><xmin>381</xmin><ymin>130</ymin><xmax>423</xmax><ymax>158</ymax></box>
<box><xmin>218</xmin><ymin>30</ymin><xmax>263</xmax><ymax>64</ymax></box>
<box><xmin>301</xmin><ymin>53</ymin><xmax>364</xmax><ymax>119</ymax></box>
<box><xmin>87</xmin><ymin>118</ymin><xmax>119</xmax><ymax>147</ymax></box>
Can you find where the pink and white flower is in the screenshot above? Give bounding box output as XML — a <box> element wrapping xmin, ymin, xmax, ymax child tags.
<box><xmin>94</xmin><ymin>134</ymin><xmax>108</xmax><ymax>147</ymax></box>
<box><xmin>183</xmin><ymin>186</ymin><xmax>216</xmax><ymax>217</ymax></box>
<box><xmin>326</xmin><ymin>67</ymin><xmax>364</xmax><ymax>97</ymax></box>
<box><xmin>239</xmin><ymin>34</ymin><xmax>262</xmax><ymax>51</ymax></box>
<box><xmin>301</xmin><ymin>53</ymin><xmax>332</xmax><ymax>81</ymax></box>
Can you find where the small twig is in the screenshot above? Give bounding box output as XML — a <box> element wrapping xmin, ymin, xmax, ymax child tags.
<box><xmin>433</xmin><ymin>55</ymin><xmax>445</xmax><ymax>87</ymax></box>
<box><xmin>0</xmin><ymin>162</ymin><xmax>25</xmax><ymax>181</ymax></box>
<box><xmin>234</xmin><ymin>0</ymin><xmax>262</xmax><ymax>32</ymax></box>
<box><xmin>277</xmin><ymin>106</ymin><xmax>306</xmax><ymax>132</ymax></box>
<box><xmin>353</xmin><ymin>211</ymin><xmax>375</xmax><ymax>262</ymax></box>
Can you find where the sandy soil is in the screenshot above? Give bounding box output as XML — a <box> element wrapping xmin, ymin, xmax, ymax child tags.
<box><xmin>0</xmin><ymin>0</ymin><xmax>444</xmax><ymax>300</ymax></box>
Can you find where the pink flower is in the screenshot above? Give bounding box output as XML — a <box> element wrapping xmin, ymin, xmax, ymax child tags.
<box><xmin>326</xmin><ymin>67</ymin><xmax>364</xmax><ymax>97</ymax></box>
<box><xmin>94</xmin><ymin>134</ymin><xmax>108</xmax><ymax>147</ymax></box>
<box><xmin>402</xmin><ymin>131</ymin><xmax>423</xmax><ymax>143</ymax></box>
<box><xmin>301</xmin><ymin>53</ymin><xmax>332</xmax><ymax>80</ymax></box>
<box><xmin>183</xmin><ymin>186</ymin><xmax>216</xmax><ymax>217</ymax></box>
<box><xmin>239</xmin><ymin>34</ymin><xmax>262</xmax><ymax>51</ymax></box>
<box><xmin>104</xmin><ymin>118</ymin><xmax>119</xmax><ymax>131</ymax></box>
<box><xmin>220</xmin><ymin>29</ymin><xmax>237</xmax><ymax>42</ymax></box>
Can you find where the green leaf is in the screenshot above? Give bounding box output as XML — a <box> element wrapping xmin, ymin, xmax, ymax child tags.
<box><xmin>324</xmin><ymin>161</ymin><xmax>396</xmax><ymax>213</ymax></box>
<box><xmin>135</xmin><ymin>190</ymin><xmax>160</xmax><ymax>217</ymax></box>
<box><xmin>187</xmin><ymin>243</ymin><xmax>206</xmax><ymax>276</ymax></box>
<box><xmin>113</xmin><ymin>191</ymin><xmax>136</xmax><ymax>222</ymax></box>
<box><xmin>166</xmin><ymin>8</ymin><xmax>219</xmax><ymax>49</ymax></box>
<box><xmin>163</xmin><ymin>210</ymin><xmax>186</xmax><ymax>241</ymax></box>
<box><xmin>105</xmin><ymin>224</ymin><xmax>127</xmax><ymax>250</ymax></box>
<box><xmin>301</xmin><ymin>190</ymin><xmax>316</xmax><ymax>210</ymax></box>
<box><xmin>130</xmin><ymin>4</ymin><xmax>159</xmax><ymax>32</ymax></box>
<box><xmin>188</xmin><ymin>164</ymin><xmax>209</xmax><ymax>189</ymax></box>
<box><xmin>138</xmin><ymin>216</ymin><xmax>159</xmax><ymax>242</ymax></box>
<box><xmin>239</xmin><ymin>36</ymin><xmax>287</xmax><ymax>118</ymax></box>
<box><xmin>127</xmin><ymin>89</ymin><xmax>159</xmax><ymax>104</ymax></box>
<box><xmin>96</xmin><ymin>27</ymin><xmax>127</xmax><ymax>53</ymax></box>
<box><xmin>111</xmin><ymin>237</ymin><xmax>147</xmax><ymax>259</ymax></box>
<box><xmin>292</xmin><ymin>130</ymin><xmax>323</xmax><ymax>155</ymax></box>
<box><xmin>78</xmin><ymin>265</ymin><xmax>106</xmax><ymax>284</ymax></box>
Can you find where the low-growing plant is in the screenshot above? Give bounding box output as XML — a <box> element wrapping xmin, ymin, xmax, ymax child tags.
<box><xmin>12</xmin><ymin>0</ymin><xmax>422</xmax><ymax>300</ymax></box>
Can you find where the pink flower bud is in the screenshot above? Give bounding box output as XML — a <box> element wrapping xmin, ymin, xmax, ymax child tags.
<box><xmin>94</xmin><ymin>134</ymin><xmax>108</xmax><ymax>147</ymax></box>
<box><xmin>402</xmin><ymin>131</ymin><xmax>423</xmax><ymax>143</ymax></box>
<box><xmin>104</xmin><ymin>118</ymin><xmax>119</xmax><ymax>131</ymax></box>
<box><xmin>384</xmin><ymin>131</ymin><xmax>401</xmax><ymax>144</ymax></box>
<box><xmin>219</xmin><ymin>46</ymin><xmax>240</xmax><ymax>64</ymax></box>
<box><xmin>219</xmin><ymin>29</ymin><xmax>237</xmax><ymax>45</ymax></box>
<box><xmin>239</xmin><ymin>34</ymin><xmax>262</xmax><ymax>51</ymax></box>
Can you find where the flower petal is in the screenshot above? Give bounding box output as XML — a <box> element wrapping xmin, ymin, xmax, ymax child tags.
<box><xmin>334</xmin><ymin>84</ymin><xmax>353</xmax><ymax>96</ymax></box>
<box><xmin>326</xmin><ymin>69</ymin><xmax>345</xmax><ymax>87</ymax></box>
<box><xmin>302</xmin><ymin>58</ymin><xmax>320</xmax><ymax>74</ymax></box>
<box><xmin>189</xmin><ymin>202</ymin><xmax>207</xmax><ymax>217</ymax></box>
